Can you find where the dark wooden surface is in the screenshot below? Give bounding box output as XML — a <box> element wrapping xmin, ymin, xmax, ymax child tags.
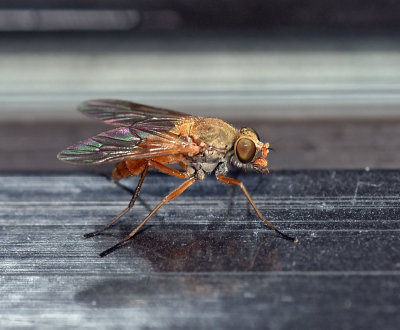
<box><xmin>1</xmin><ymin>170</ymin><xmax>399</xmax><ymax>329</ymax></box>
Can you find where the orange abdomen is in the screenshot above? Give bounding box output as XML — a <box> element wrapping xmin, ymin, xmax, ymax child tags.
<box><xmin>112</xmin><ymin>154</ymin><xmax>188</xmax><ymax>180</ymax></box>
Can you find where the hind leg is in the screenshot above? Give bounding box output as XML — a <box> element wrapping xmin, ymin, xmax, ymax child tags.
<box><xmin>84</xmin><ymin>159</ymin><xmax>189</xmax><ymax>238</ymax></box>
<box><xmin>83</xmin><ymin>162</ymin><xmax>150</xmax><ymax>238</ymax></box>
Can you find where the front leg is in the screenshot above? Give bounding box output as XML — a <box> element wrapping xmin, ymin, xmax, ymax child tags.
<box><xmin>215</xmin><ymin>172</ymin><xmax>298</xmax><ymax>243</ymax></box>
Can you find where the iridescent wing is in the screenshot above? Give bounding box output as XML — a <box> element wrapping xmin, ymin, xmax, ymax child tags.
<box><xmin>78</xmin><ymin>99</ymin><xmax>192</xmax><ymax>128</ymax></box>
<box><xmin>57</xmin><ymin>99</ymin><xmax>200</xmax><ymax>164</ymax></box>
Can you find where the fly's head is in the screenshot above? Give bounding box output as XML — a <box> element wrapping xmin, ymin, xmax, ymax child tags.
<box><xmin>230</xmin><ymin>127</ymin><xmax>271</xmax><ymax>174</ymax></box>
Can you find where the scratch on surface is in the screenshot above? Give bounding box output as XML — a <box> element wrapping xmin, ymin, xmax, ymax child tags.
<box><xmin>351</xmin><ymin>180</ymin><xmax>383</xmax><ymax>206</ymax></box>
<box><xmin>247</xmin><ymin>239</ymin><xmax>263</xmax><ymax>271</ymax></box>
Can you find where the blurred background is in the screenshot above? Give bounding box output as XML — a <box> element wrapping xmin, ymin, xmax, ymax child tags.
<box><xmin>1</xmin><ymin>0</ymin><xmax>400</xmax><ymax>171</ymax></box>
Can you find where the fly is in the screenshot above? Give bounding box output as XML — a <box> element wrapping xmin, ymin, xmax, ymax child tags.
<box><xmin>58</xmin><ymin>99</ymin><xmax>298</xmax><ymax>257</ymax></box>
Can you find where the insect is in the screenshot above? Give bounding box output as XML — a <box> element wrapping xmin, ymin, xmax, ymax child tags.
<box><xmin>58</xmin><ymin>99</ymin><xmax>298</xmax><ymax>257</ymax></box>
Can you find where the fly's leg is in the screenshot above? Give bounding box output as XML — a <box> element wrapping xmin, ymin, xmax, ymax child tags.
<box><xmin>216</xmin><ymin>174</ymin><xmax>298</xmax><ymax>243</ymax></box>
<box><xmin>148</xmin><ymin>160</ymin><xmax>188</xmax><ymax>179</ymax></box>
<box><xmin>98</xmin><ymin>177</ymin><xmax>196</xmax><ymax>258</ymax></box>
<box><xmin>84</xmin><ymin>160</ymin><xmax>188</xmax><ymax>239</ymax></box>
<box><xmin>83</xmin><ymin>163</ymin><xmax>150</xmax><ymax>238</ymax></box>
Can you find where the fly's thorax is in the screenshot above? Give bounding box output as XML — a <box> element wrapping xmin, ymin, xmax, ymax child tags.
<box><xmin>190</xmin><ymin>118</ymin><xmax>238</xmax><ymax>151</ymax></box>
<box><xmin>187</xmin><ymin>118</ymin><xmax>238</xmax><ymax>176</ymax></box>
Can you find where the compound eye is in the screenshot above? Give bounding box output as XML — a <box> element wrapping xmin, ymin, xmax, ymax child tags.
<box><xmin>235</xmin><ymin>138</ymin><xmax>256</xmax><ymax>163</ymax></box>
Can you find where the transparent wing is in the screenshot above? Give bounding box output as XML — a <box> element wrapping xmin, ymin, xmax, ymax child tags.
<box><xmin>78</xmin><ymin>99</ymin><xmax>193</xmax><ymax>128</ymax></box>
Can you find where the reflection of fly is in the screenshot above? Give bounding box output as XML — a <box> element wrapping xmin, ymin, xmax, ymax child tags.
<box><xmin>58</xmin><ymin>99</ymin><xmax>298</xmax><ymax>257</ymax></box>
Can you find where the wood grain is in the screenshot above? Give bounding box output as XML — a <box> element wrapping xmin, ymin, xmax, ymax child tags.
<box><xmin>1</xmin><ymin>171</ymin><xmax>399</xmax><ymax>329</ymax></box>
